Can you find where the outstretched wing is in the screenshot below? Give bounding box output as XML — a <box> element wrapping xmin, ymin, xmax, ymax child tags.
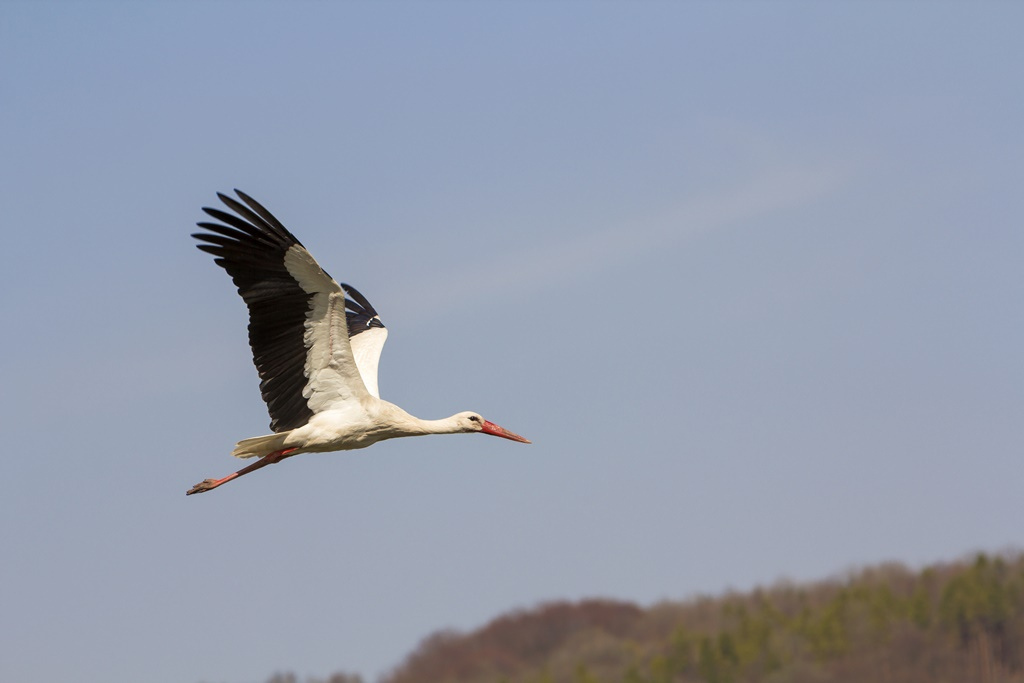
<box><xmin>342</xmin><ymin>283</ymin><xmax>388</xmax><ymax>399</ymax></box>
<box><xmin>192</xmin><ymin>190</ymin><xmax>373</xmax><ymax>432</ymax></box>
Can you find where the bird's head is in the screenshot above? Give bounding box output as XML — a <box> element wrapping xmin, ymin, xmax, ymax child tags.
<box><xmin>455</xmin><ymin>412</ymin><xmax>531</xmax><ymax>443</ymax></box>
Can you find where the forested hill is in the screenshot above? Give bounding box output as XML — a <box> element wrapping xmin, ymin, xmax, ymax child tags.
<box><xmin>264</xmin><ymin>552</ymin><xmax>1024</xmax><ymax>683</ymax></box>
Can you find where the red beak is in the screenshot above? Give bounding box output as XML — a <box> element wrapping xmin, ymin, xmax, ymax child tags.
<box><xmin>480</xmin><ymin>420</ymin><xmax>531</xmax><ymax>444</ymax></box>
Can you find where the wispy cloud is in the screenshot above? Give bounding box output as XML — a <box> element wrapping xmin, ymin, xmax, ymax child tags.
<box><xmin>391</xmin><ymin>162</ymin><xmax>849</xmax><ymax>325</ymax></box>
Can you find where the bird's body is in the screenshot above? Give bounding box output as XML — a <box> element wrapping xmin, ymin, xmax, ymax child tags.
<box><xmin>236</xmin><ymin>404</ymin><xmax>489</xmax><ymax>456</ymax></box>
<box><xmin>187</xmin><ymin>190</ymin><xmax>529</xmax><ymax>495</ymax></box>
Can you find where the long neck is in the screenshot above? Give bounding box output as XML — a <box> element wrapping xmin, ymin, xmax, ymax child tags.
<box><xmin>380</xmin><ymin>403</ymin><xmax>462</xmax><ymax>437</ymax></box>
<box><xmin>408</xmin><ymin>415</ymin><xmax>463</xmax><ymax>436</ymax></box>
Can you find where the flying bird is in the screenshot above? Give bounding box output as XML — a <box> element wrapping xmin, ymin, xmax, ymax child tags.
<box><xmin>187</xmin><ymin>190</ymin><xmax>530</xmax><ymax>495</ymax></box>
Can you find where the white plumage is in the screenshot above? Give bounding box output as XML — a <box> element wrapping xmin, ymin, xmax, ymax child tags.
<box><xmin>187</xmin><ymin>190</ymin><xmax>529</xmax><ymax>496</ymax></box>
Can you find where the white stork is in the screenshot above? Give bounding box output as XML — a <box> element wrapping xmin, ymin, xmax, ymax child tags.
<box><xmin>187</xmin><ymin>190</ymin><xmax>530</xmax><ymax>495</ymax></box>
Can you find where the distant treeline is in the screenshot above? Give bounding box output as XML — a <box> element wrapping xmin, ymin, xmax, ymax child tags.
<box><xmin>262</xmin><ymin>551</ymin><xmax>1024</xmax><ymax>683</ymax></box>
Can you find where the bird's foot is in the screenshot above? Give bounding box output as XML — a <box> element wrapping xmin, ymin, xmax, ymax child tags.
<box><xmin>186</xmin><ymin>479</ymin><xmax>219</xmax><ymax>496</ymax></box>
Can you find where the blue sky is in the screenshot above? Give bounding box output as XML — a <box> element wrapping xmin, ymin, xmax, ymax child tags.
<box><xmin>1</xmin><ymin>2</ymin><xmax>1022</xmax><ymax>683</ymax></box>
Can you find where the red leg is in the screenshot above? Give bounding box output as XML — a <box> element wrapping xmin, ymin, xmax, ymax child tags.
<box><xmin>186</xmin><ymin>448</ymin><xmax>299</xmax><ymax>495</ymax></box>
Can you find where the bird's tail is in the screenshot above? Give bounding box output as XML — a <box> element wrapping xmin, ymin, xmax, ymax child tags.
<box><xmin>231</xmin><ymin>432</ymin><xmax>292</xmax><ymax>459</ymax></box>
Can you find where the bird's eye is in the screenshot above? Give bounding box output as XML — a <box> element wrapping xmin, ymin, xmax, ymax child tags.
<box><xmin>468</xmin><ymin>416</ymin><xmax>480</xmax><ymax>423</ymax></box>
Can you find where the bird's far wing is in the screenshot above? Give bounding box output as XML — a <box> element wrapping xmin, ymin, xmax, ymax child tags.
<box><xmin>192</xmin><ymin>190</ymin><xmax>371</xmax><ymax>433</ymax></box>
<box><xmin>341</xmin><ymin>283</ymin><xmax>388</xmax><ymax>398</ymax></box>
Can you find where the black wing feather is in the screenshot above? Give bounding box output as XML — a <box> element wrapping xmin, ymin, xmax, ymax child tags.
<box><xmin>192</xmin><ymin>190</ymin><xmax>319</xmax><ymax>433</ymax></box>
<box><xmin>341</xmin><ymin>283</ymin><xmax>386</xmax><ymax>337</ymax></box>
